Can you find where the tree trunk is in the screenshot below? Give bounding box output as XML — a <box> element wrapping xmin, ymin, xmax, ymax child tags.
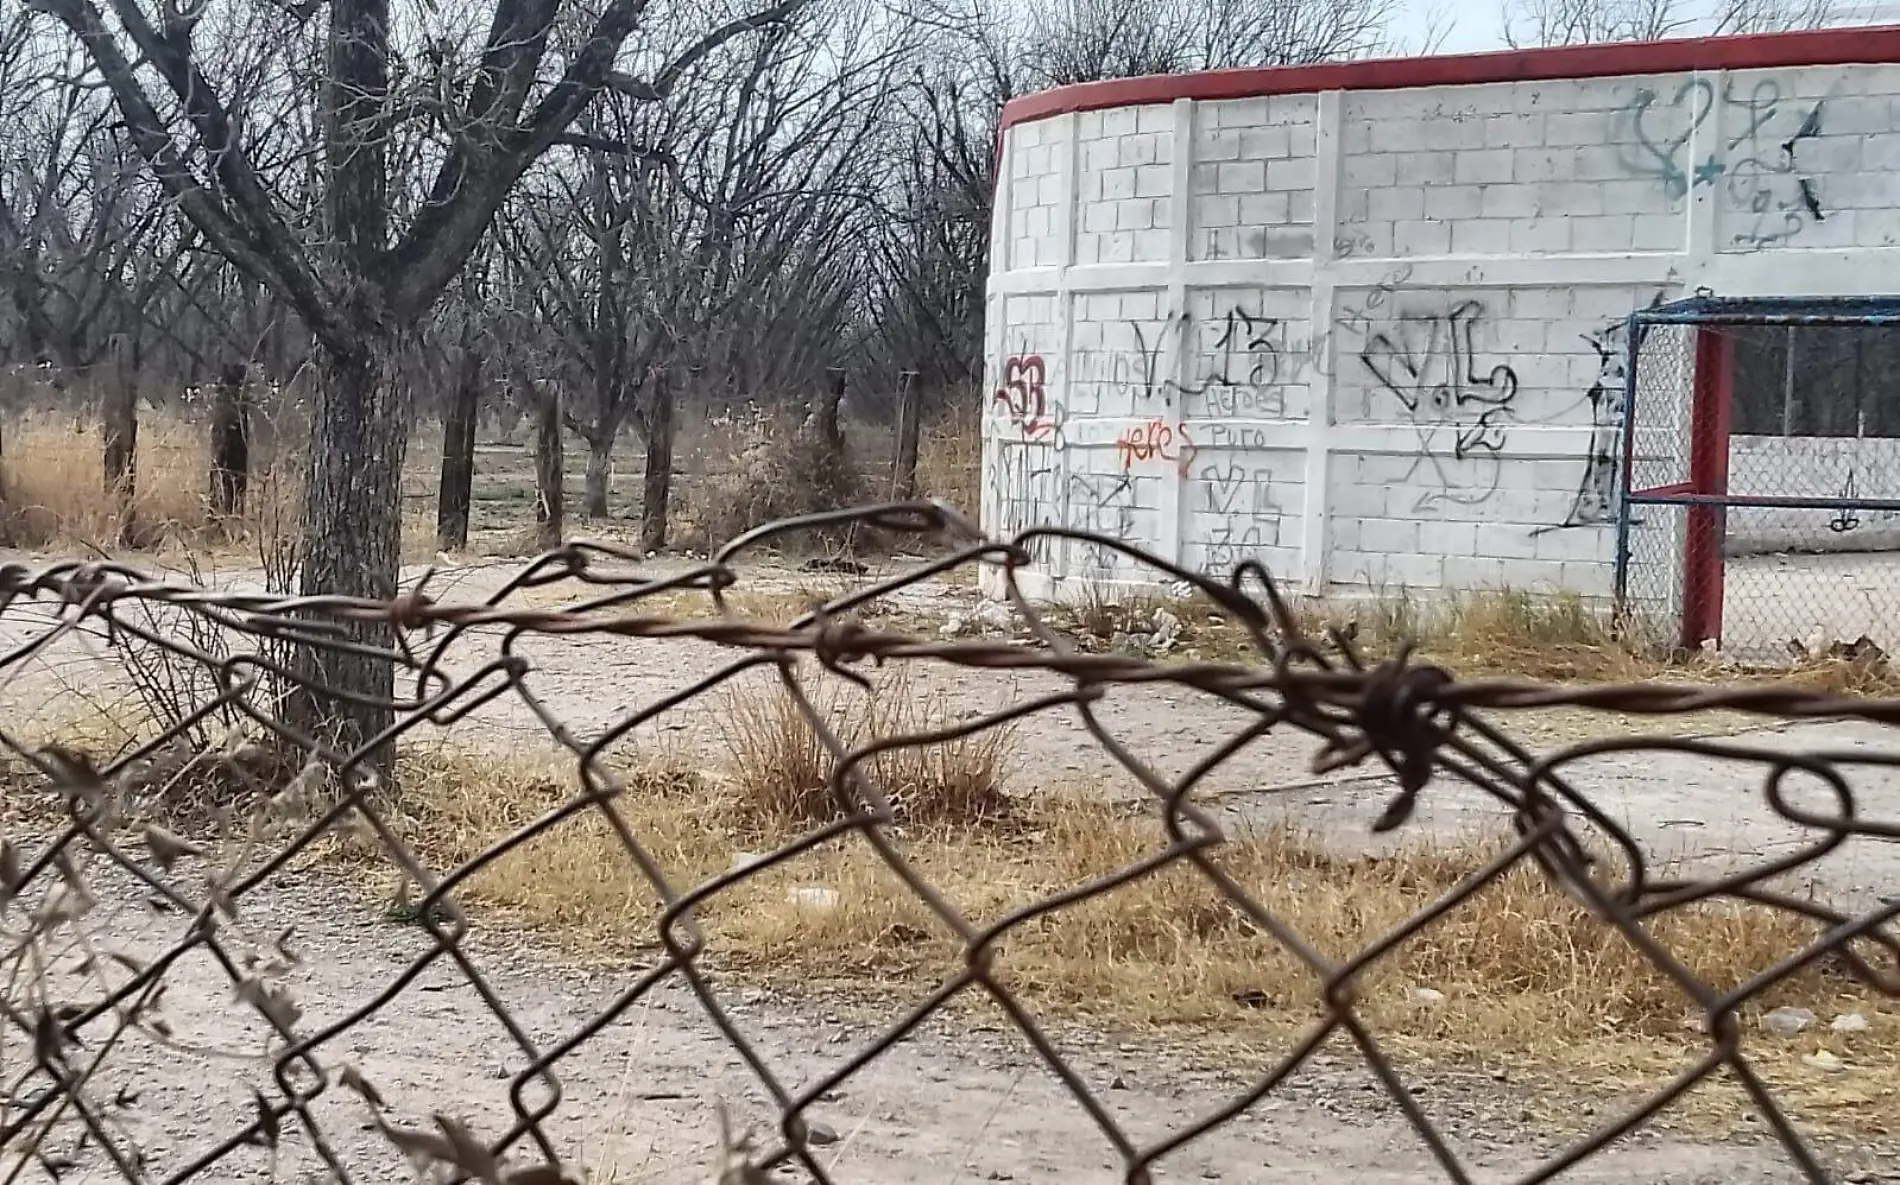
<box><xmin>436</xmin><ymin>353</ymin><xmax>479</xmax><ymax>551</ymax></box>
<box><xmin>892</xmin><ymin>371</ymin><xmax>921</xmax><ymax>501</ymax></box>
<box><xmin>290</xmin><ymin>347</ymin><xmax>409</xmax><ymax>768</ymax></box>
<box><xmin>640</xmin><ymin>373</ymin><xmax>674</xmax><ymax>555</ymax></box>
<box><xmin>818</xmin><ymin>368</ymin><xmax>846</xmax><ymax>458</ymax></box>
<box><xmin>102</xmin><ymin>337</ymin><xmax>139</xmax><ymax>536</ymax></box>
<box><xmin>209</xmin><ymin>362</ymin><xmax>251</xmax><ymax>519</ymax></box>
<box><xmin>533</xmin><ymin>385</ymin><xmax>564</xmax><ymax>550</ymax></box>
<box><xmin>582</xmin><ymin>433</ymin><xmax>614</xmax><ymax>519</ymax></box>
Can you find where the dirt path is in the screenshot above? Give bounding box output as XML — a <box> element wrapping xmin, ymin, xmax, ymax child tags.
<box><xmin>4</xmin><ymin>856</ymin><xmax>1862</xmax><ymax>1185</ymax></box>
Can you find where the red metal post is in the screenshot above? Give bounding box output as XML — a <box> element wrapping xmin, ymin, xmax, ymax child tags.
<box><xmin>1680</xmin><ymin>327</ymin><xmax>1734</xmax><ymax>650</ymax></box>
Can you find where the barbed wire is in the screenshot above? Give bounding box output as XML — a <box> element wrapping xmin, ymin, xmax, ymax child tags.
<box><xmin>0</xmin><ymin>499</ymin><xmax>1895</xmax><ymax>1185</ymax></box>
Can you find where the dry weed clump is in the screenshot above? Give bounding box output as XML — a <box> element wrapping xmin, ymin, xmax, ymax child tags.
<box><xmin>914</xmin><ymin>405</ymin><xmax>980</xmax><ymax>514</ymax></box>
<box><xmin>1346</xmin><ymin>587</ymin><xmax>1643</xmax><ymax>682</ymax></box>
<box><xmin>719</xmin><ymin>672</ymin><xmax>1016</xmax><ymax>829</ymax></box>
<box><xmin>377</xmin><ymin>743</ymin><xmax>1896</xmax><ymax>1124</ymax></box>
<box><xmin>611</xmin><ymin>577</ymin><xmax>866</xmax><ymax>630</ymax></box>
<box><xmin>680</xmin><ymin>403</ymin><xmax>865</xmax><ymax>553</ymax></box>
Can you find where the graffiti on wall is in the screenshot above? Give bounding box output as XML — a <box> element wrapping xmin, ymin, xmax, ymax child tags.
<box><xmin>1070</xmin><ymin>305</ymin><xmax>1298</xmax><ymax>418</ymax></box>
<box><xmin>1824</xmin><ymin>468</ymin><xmax>1900</xmax><ymax>534</ymax></box>
<box><xmin>1549</xmin><ymin>324</ymin><xmax>1627</xmax><ymax>534</ymax></box>
<box><xmin>1195</xmin><ymin>462</ymin><xmax>1283</xmax><ymax>572</ymax></box>
<box><xmin>1617</xmin><ymin>79</ymin><xmax>1714</xmax><ymax>200</ymax></box>
<box><xmin>1116</xmin><ymin>418</ymin><xmax>1197</xmax><ymax>472</ymax></box>
<box><xmin>1334</xmin><ymin>265</ymin><xmax>1415</xmax><ymax>345</ymax></box>
<box><xmin>986</xmin><ymin>441</ymin><xmax>1056</xmax><ymax>565</ymax></box>
<box><xmin>988</xmin><ymin>279</ymin><xmax>1676</xmax><ymax>569</ymax></box>
<box><xmin>1717</xmin><ymin>453</ymin><xmax>1900</xmax><ymax>545</ymax></box>
<box><xmin>1724</xmin><ymin>82</ymin><xmax>1826</xmax><ymax>250</ymax></box>
<box><xmin>1198</xmin><ymin>524</ymin><xmax>1272</xmax><ymax>574</ymax></box>
<box><xmin>992</xmin><ymin>353</ymin><xmax>1058</xmax><ymax>438</ymax></box>
<box><xmin>1831</xmin><ymin>469</ymin><xmax>1862</xmax><ymax>533</ymax></box>
<box><xmin>1534</xmin><ymin>295</ymin><xmax>1664</xmax><ymax>536</ymax></box>
<box><xmin>1358</xmin><ymin>300</ymin><xmax>1519</xmax><ymax>509</ymax></box>
<box><xmin>1199</xmin><ymin>462</ymin><xmax>1280</xmax><ymax>520</ymax></box>
<box><xmin>1067</xmin><ymin>321</ymin><xmax>1168</xmax><ymax>412</ymax></box>
<box><xmin>1615</xmin><ymin>78</ymin><xmax>1828</xmax><ymax>248</ymax></box>
<box><xmin>1178</xmin><ymin>307</ymin><xmax>1289</xmax><ymax>417</ymax></box>
<box><xmin>1064</xmin><ymin>472</ymin><xmax>1137</xmax><ymax>574</ymax></box>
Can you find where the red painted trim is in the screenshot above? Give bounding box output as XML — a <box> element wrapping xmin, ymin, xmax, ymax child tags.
<box><xmin>1631</xmin><ymin>481</ymin><xmax>1695</xmax><ymax>498</ymax></box>
<box><xmin>1680</xmin><ymin>329</ymin><xmax>1735</xmax><ymax>651</ymax></box>
<box><xmin>999</xmin><ymin>25</ymin><xmax>1900</xmax><ymax>133</ymax></box>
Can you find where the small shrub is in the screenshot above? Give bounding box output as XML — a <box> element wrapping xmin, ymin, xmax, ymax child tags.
<box><xmin>720</xmin><ymin>675</ymin><xmax>839</xmax><ymax>826</ymax></box>
<box><xmin>720</xmin><ymin>670</ymin><xmax>1015</xmax><ymax>831</ymax></box>
<box><xmin>682</xmin><ymin>402</ymin><xmax>864</xmax><ymax>552</ymax></box>
<box><xmin>864</xmin><ymin>669</ymin><xmax>1016</xmax><ymax>827</ymax></box>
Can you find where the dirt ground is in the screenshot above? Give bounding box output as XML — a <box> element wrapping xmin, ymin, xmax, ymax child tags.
<box><xmin>4</xmin><ymin>858</ymin><xmax>1875</xmax><ymax>1185</ymax></box>
<box><xmin>2</xmin><ymin>549</ymin><xmax>1897</xmax><ymax>1183</ymax></box>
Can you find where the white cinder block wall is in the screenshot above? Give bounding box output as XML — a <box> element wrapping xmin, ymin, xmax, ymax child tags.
<box><xmin>981</xmin><ymin>31</ymin><xmax>1900</xmax><ymax>614</ymax></box>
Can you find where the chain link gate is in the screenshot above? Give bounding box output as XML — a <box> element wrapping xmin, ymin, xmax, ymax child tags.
<box><xmin>1615</xmin><ymin>295</ymin><xmax>1900</xmax><ymax>662</ymax></box>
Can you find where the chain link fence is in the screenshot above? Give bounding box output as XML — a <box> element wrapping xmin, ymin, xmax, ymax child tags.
<box><xmin>1617</xmin><ymin>297</ymin><xmax>1900</xmax><ymax>664</ymax></box>
<box><xmin>3</xmin><ymin>501</ymin><xmax>1899</xmax><ymax>1184</ymax></box>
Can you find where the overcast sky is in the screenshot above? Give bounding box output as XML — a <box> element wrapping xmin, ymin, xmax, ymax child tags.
<box><xmin>1391</xmin><ymin>0</ymin><xmax>1497</xmax><ymax>54</ymax></box>
<box><xmin>1391</xmin><ymin>0</ymin><xmax>1900</xmax><ymax>55</ymax></box>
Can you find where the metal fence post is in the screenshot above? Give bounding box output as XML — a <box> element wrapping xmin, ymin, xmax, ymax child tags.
<box><xmin>1680</xmin><ymin>327</ymin><xmax>1734</xmax><ymax>651</ymax></box>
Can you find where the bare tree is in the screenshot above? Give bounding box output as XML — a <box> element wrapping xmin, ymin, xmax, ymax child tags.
<box><xmin>1711</xmin><ymin>0</ymin><xmax>1835</xmax><ymax>32</ymax></box>
<box><xmin>1028</xmin><ymin>0</ymin><xmax>1195</xmax><ymax>83</ymax></box>
<box><xmin>0</xmin><ymin>33</ymin><xmax>175</xmax><ymax>377</ymax></box>
<box><xmin>1501</xmin><ymin>0</ymin><xmax>1832</xmax><ymax>45</ymax></box>
<box><xmin>1186</xmin><ymin>0</ymin><xmax>1397</xmax><ymax>67</ymax></box>
<box><xmin>867</xmin><ymin>60</ymin><xmax>1000</xmax><ymax>406</ymax></box>
<box><xmin>21</xmin><ymin>0</ymin><xmax>810</xmax><ymax>759</ymax></box>
<box><xmin>500</xmin><ymin>1</ymin><xmax>896</xmax><ymax>532</ymax></box>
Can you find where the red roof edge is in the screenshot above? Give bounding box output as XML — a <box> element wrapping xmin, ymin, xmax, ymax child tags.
<box><xmin>997</xmin><ymin>25</ymin><xmax>1900</xmax><ymax>133</ymax></box>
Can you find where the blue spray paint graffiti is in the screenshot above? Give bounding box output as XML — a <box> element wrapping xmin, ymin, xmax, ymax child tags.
<box><xmin>1614</xmin><ymin>78</ymin><xmax>1827</xmax><ymax>248</ymax></box>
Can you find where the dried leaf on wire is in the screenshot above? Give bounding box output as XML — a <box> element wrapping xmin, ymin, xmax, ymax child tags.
<box><xmin>339</xmin><ymin>1063</ymin><xmax>387</xmax><ymax>1110</ymax></box>
<box><xmin>234</xmin><ymin>977</ymin><xmax>303</xmax><ymax>1031</ymax></box>
<box><xmin>38</xmin><ymin>745</ymin><xmax>105</xmax><ymax>803</ymax></box>
<box><xmin>32</xmin><ymin>1008</ymin><xmax>70</xmax><ymax>1068</ymax></box>
<box><xmin>0</xmin><ymin>838</ymin><xmax>21</xmax><ymax>905</ymax></box>
<box><xmin>377</xmin><ymin>1121</ymin><xmax>461</xmax><ymax>1173</ymax></box>
<box><xmin>245</xmin><ymin>1090</ymin><xmax>281</xmax><ymax>1148</ymax></box>
<box><xmin>710</xmin><ymin>1102</ymin><xmax>775</xmax><ymax>1185</ymax></box>
<box><xmin>435</xmin><ymin>1114</ymin><xmax>503</xmax><ymax>1183</ymax></box>
<box><xmin>143</xmin><ymin>824</ymin><xmax>204</xmax><ymax>871</ymax></box>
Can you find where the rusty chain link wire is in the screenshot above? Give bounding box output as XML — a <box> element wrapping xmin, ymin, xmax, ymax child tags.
<box><xmin>0</xmin><ymin>499</ymin><xmax>1896</xmax><ymax>1185</ymax></box>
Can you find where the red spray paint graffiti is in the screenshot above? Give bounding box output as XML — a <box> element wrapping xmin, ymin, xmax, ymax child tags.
<box><xmin>992</xmin><ymin>355</ymin><xmax>1053</xmax><ymax>438</ymax></box>
<box><xmin>1116</xmin><ymin>418</ymin><xmax>1196</xmax><ymax>474</ymax></box>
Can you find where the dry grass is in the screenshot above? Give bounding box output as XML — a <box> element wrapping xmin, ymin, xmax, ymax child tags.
<box><xmin>1335</xmin><ymin>586</ymin><xmax>1900</xmax><ymax>698</ymax></box>
<box><xmin>1034</xmin><ymin>581</ymin><xmax>1900</xmax><ymax>701</ymax></box>
<box><xmin>914</xmin><ymin>405</ymin><xmax>980</xmax><ymax>515</ymax></box>
<box><xmin>721</xmin><ymin>672</ymin><xmax>1015</xmax><ymax>828</ymax></box>
<box><xmin>1</xmin><ymin>406</ymin><xmax>469</xmax><ymax>563</ymax></box>
<box><xmin>1332</xmin><ymin>586</ymin><xmax>1645</xmax><ymax>681</ymax></box>
<box><xmin>376</xmin><ymin>740</ymin><xmax>1898</xmax><ymax>1132</ymax></box>
<box><xmin>0</xmin><ymin>408</ymin><xmax>284</xmax><ymax>550</ymax></box>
